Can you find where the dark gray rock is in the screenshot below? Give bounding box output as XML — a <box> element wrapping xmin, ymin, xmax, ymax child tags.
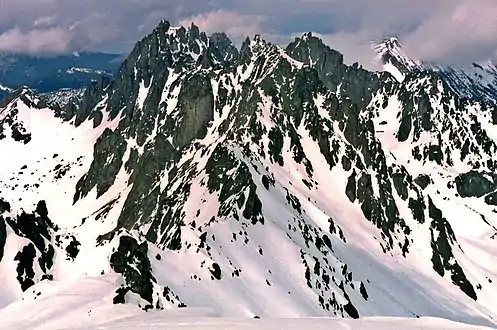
<box><xmin>0</xmin><ymin>217</ymin><xmax>6</xmax><ymax>262</ymax></box>
<box><xmin>173</xmin><ymin>74</ymin><xmax>214</xmax><ymax>148</ymax></box>
<box><xmin>428</xmin><ymin>198</ymin><xmax>477</xmax><ymax>300</ymax></box>
<box><xmin>455</xmin><ymin>171</ymin><xmax>497</xmax><ymax>198</ymax></box>
<box><xmin>110</xmin><ymin>236</ymin><xmax>155</xmax><ymax>305</ymax></box>
<box><xmin>484</xmin><ymin>191</ymin><xmax>497</xmax><ymax>206</ymax></box>
<box><xmin>414</xmin><ymin>174</ymin><xmax>431</xmax><ymax>190</ymax></box>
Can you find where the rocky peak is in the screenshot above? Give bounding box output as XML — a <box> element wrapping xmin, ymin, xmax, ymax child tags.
<box><xmin>287</xmin><ymin>33</ymin><xmax>393</xmax><ymax>109</ymax></box>
<box><xmin>1</xmin><ymin>86</ymin><xmax>42</xmax><ymax>110</ymax></box>
<box><xmin>248</xmin><ymin>34</ymin><xmax>277</xmax><ymax>56</ymax></box>
<box><xmin>209</xmin><ymin>32</ymin><xmax>239</xmax><ymax>64</ymax></box>
<box><xmin>287</xmin><ymin>33</ymin><xmax>343</xmax><ymax>68</ymax></box>
<box><xmin>372</xmin><ymin>37</ymin><xmax>421</xmax><ymax>82</ymax></box>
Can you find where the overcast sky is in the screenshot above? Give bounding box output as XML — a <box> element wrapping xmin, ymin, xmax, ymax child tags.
<box><xmin>0</xmin><ymin>0</ymin><xmax>495</xmax><ymax>69</ymax></box>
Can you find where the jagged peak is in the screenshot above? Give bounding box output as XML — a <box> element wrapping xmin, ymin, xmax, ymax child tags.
<box><xmin>251</xmin><ymin>34</ymin><xmax>272</xmax><ymax>46</ymax></box>
<box><xmin>238</xmin><ymin>34</ymin><xmax>277</xmax><ymax>60</ymax></box>
<box><xmin>123</xmin><ymin>18</ymin><xmax>211</xmax><ymax>69</ymax></box>
<box><xmin>208</xmin><ymin>32</ymin><xmax>238</xmax><ymax>63</ymax></box>
<box><xmin>149</xmin><ymin>19</ymin><xmax>206</xmax><ymax>44</ymax></box>
<box><xmin>379</xmin><ymin>37</ymin><xmax>402</xmax><ymax>50</ymax></box>
<box><xmin>292</xmin><ymin>31</ymin><xmax>326</xmax><ymax>46</ymax></box>
<box><xmin>9</xmin><ymin>85</ymin><xmax>36</xmax><ymax>99</ymax></box>
<box><xmin>0</xmin><ymin>85</ymin><xmax>43</xmax><ymax>115</ymax></box>
<box><xmin>210</xmin><ymin>31</ymin><xmax>229</xmax><ymax>40</ymax></box>
<box><xmin>288</xmin><ymin>31</ymin><xmax>341</xmax><ymax>58</ymax></box>
<box><xmin>372</xmin><ymin>36</ymin><xmax>420</xmax><ymax>82</ymax></box>
<box><xmin>301</xmin><ymin>31</ymin><xmax>313</xmax><ymax>41</ymax></box>
<box><xmin>156</xmin><ymin>19</ymin><xmax>171</xmax><ymax>32</ymax></box>
<box><xmin>372</xmin><ymin>37</ymin><xmax>417</xmax><ymax>65</ymax></box>
<box><xmin>285</xmin><ymin>31</ymin><xmax>344</xmax><ymax>69</ymax></box>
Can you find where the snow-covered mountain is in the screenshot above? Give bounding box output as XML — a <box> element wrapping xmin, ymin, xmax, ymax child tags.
<box><xmin>1</xmin><ymin>21</ymin><xmax>497</xmax><ymax>329</ymax></box>
<box><xmin>373</xmin><ymin>37</ymin><xmax>497</xmax><ymax>106</ymax></box>
<box><xmin>372</xmin><ymin>37</ymin><xmax>421</xmax><ymax>82</ymax></box>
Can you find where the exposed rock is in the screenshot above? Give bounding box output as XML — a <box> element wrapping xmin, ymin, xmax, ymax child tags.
<box><xmin>455</xmin><ymin>171</ymin><xmax>497</xmax><ymax>198</ymax></box>
<box><xmin>484</xmin><ymin>191</ymin><xmax>497</xmax><ymax>206</ymax></box>
<box><xmin>414</xmin><ymin>174</ymin><xmax>431</xmax><ymax>190</ymax></box>
<box><xmin>110</xmin><ymin>236</ymin><xmax>155</xmax><ymax>304</ymax></box>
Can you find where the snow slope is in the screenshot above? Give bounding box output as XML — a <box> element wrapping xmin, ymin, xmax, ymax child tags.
<box><xmin>0</xmin><ymin>279</ymin><xmax>492</xmax><ymax>330</ymax></box>
<box><xmin>0</xmin><ymin>274</ymin><xmax>492</xmax><ymax>330</ymax></box>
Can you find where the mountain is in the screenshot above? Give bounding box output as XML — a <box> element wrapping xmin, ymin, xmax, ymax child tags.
<box><xmin>373</xmin><ymin>37</ymin><xmax>497</xmax><ymax>106</ymax></box>
<box><xmin>0</xmin><ymin>51</ymin><xmax>122</xmax><ymax>101</ymax></box>
<box><xmin>372</xmin><ymin>37</ymin><xmax>421</xmax><ymax>82</ymax></box>
<box><xmin>0</xmin><ymin>21</ymin><xmax>496</xmax><ymax>329</ymax></box>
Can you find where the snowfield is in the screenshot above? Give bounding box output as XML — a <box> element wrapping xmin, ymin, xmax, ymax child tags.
<box><xmin>0</xmin><ymin>277</ymin><xmax>492</xmax><ymax>330</ymax></box>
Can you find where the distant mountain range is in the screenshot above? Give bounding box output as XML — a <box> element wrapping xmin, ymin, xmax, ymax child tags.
<box><xmin>0</xmin><ymin>52</ymin><xmax>123</xmax><ymax>100</ymax></box>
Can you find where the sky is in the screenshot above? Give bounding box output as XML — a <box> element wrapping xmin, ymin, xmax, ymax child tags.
<box><xmin>0</xmin><ymin>0</ymin><xmax>496</xmax><ymax>69</ymax></box>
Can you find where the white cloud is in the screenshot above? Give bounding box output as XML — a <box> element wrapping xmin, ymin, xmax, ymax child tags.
<box><xmin>34</xmin><ymin>15</ymin><xmax>57</xmax><ymax>28</ymax></box>
<box><xmin>179</xmin><ymin>10</ymin><xmax>266</xmax><ymax>42</ymax></box>
<box><xmin>402</xmin><ymin>0</ymin><xmax>497</xmax><ymax>64</ymax></box>
<box><xmin>0</xmin><ymin>27</ymin><xmax>71</xmax><ymax>54</ymax></box>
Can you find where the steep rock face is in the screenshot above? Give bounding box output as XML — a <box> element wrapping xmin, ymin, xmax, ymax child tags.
<box><xmin>174</xmin><ymin>73</ymin><xmax>214</xmax><ymax>148</ymax></box>
<box><xmin>0</xmin><ymin>20</ymin><xmax>496</xmax><ymax>327</ymax></box>
<box><xmin>209</xmin><ymin>32</ymin><xmax>239</xmax><ymax>64</ymax></box>
<box><xmin>73</xmin><ymin>22</ymin><xmax>229</xmax><ymax>233</ymax></box>
<box><xmin>109</xmin><ymin>235</ymin><xmax>185</xmax><ymax>310</ymax></box>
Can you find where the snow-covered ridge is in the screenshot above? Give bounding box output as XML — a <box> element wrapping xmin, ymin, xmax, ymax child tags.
<box><xmin>431</xmin><ymin>62</ymin><xmax>497</xmax><ymax>105</ymax></box>
<box><xmin>42</xmin><ymin>88</ymin><xmax>86</xmax><ymax>107</ymax></box>
<box><xmin>65</xmin><ymin>67</ymin><xmax>109</xmax><ymax>75</ymax></box>
<box><xmin>0</xmin><ymin>84</ymin><xmax>13</xmax><ymax>93</ymax></box>
<box><xmin>0</xmin><ymin>281</ymin><xmax>492</xmax><ymax>330</ymax></box>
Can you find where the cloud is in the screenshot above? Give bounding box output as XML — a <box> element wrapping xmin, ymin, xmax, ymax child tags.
<box><xmin>280</xmin><ymin>0</ymin><xmax>497</xmax><ymax>67</ymax></box>
<box><xmin>34</xmin><ymin>15</ymin><xmax>57</xmax><ymax>28</ymax></box>
<box><xmin>179</xmin><ymin>10</ymin><xmax>266</xmax><ymax>43</ymax></box>
<box><xmin>0</xmin><ymin>0</ymin><xmax>495</xmax><ymax>68</ymax></box>
<box><xmin>311</xmin><ymin>31</ymin><xmax>380</xmax><ymax>70</ymax></box>
<box><xmin>0</xmin><ymin>0</ymin><xmax>197</xmax><ymax>53</ymax></box>
<box><xmin>402</xmin><ymin>0</ymin><xmax>497</xmax><ymax>65</ymax></box>
<box><xmin>0</xmin><ymin>27</ymin><xmax>71</xmax><ymax>54</ymax></box>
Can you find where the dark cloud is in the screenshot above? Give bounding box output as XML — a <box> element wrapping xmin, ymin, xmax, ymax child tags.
<box><xmin>0</xmin><ymin>0</ymin><xmax>495</xmax><ymax>68</ymax></box>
